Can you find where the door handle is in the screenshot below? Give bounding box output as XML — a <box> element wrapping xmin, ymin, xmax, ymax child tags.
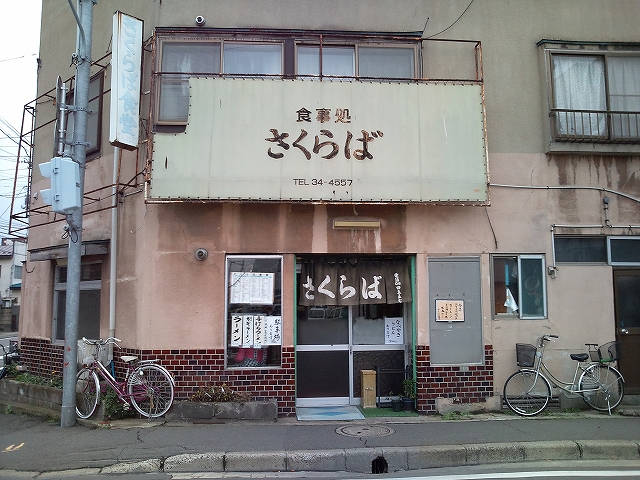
<box><xmin>621</xmin><ymin>328</ymin><xmax>629</xmax><ymax>335</ymax></box>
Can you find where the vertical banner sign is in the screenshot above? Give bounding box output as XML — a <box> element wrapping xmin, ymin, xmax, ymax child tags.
<box><xmin>110</xmin><ymin>12</ymin><xmax>143</xmax><ymax>150</ymax></box>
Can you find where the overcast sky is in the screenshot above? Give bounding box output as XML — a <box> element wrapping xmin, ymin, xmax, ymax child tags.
<box><xmin>0</xmin><ymin>0</ymin><xmax>42</xmax><ymax>238</ymax></box>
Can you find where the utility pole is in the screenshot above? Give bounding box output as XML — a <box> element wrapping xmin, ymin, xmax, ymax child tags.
<box><xmin>60</xmin><ymin>0</ymin><xmax>96</xmax><ymax>428</ymax></box>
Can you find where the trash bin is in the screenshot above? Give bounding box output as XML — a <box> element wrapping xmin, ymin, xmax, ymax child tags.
<box><xmin>361</xmin><ymin>369</ymin><xmax>376</xmax><ymax>408</ymax></box>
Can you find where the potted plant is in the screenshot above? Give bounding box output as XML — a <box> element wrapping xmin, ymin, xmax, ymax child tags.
<box><xmin>401</xmin><ymin>378</ymin><xmax>416</xmax><ymax>412</ymax></box>
<box><xmin>388</xmin><ymin>391</ymin><xmax>402</xmax><ymax>412</ymax></box>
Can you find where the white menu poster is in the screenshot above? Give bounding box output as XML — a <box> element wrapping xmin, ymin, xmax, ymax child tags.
<box><xmin>230</xmin><ymin>315</ymin><xmax>243</xmax><ymax>346</ymax></box>
<box><xmin>264</xmin><ymin>316</ymin><xmax>282</xmax><ymax>345</ymax></box>
<box><xmin>384</xmin><ymin>317</ymin><xmax>404</xmax><ymax>345</ymax></box>
<box><xmin>230</xmin><ymin>272</ymin><xmax>275</xmax><ymax>304</ymax></box>
<box><xmin>242</xmin><ymin>314</ymin><xmax>254</xmax><ymax>347</ymax></box>
<box><xmin>253</xmin><ymin>315</ymin><xmax>266</xmax><ymax>347</ymax></box>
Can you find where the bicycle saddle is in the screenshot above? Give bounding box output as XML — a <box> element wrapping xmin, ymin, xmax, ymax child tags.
<box><xmin>121</xmin><ymin>355</ymin><xmax>138</xmax><ymax>363</ymax></box>
<box><xmin>570</xmin><ymin>353</ymin><xmax>589</xmax><ymax>362</ymax></box>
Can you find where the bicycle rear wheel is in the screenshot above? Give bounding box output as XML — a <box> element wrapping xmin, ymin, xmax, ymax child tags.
<box><xmin>76</xmin><ymin>368</ymin><xmax>100</xmax><ymax>419</ymax></box>
<box><xmin>579</xmin><ymin>363</ymin><xmax>624</xmax><ymax>412</ymax></box>
<box><xmin>127</xmin><ymin>364</ymin><xmax>174</xmax><ymax>418</ymax></box>
<box><xmin>503</xmin><ymin>369</ymin><xmax>552</xmax><ymax>416</ymax></box>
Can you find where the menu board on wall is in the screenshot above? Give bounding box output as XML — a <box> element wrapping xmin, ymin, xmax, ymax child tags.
<box><xmin>435</xmin><ymin>300</ymin><xmax>465</xmax><ymax>321</ymax></box>
<box><xmin>230</xmin><ymin>272</ymin><xmax>274</xmax><ymax>304</ymax></box>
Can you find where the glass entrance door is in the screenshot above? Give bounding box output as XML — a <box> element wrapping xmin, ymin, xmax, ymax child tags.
<box><xmin>297</xmin><ymin>306</ymin><xmax>350</xmax><ymax>406</ymax></box>
<box><xmin>296</xmin><ymin>303</ymin><xmax>409</xmax><ymax>407</ymax></box>
<box><xmin>351</xmin><ymin>303</ymin><xmax>408</xmax><ymax>405</ymax></box>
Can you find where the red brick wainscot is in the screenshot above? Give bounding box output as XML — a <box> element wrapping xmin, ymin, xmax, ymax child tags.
<box><xmin>415</xmin><ymin>345</ymin><xmax>494</xmax><ymax>414</ymax></box>
<box><xmin>19</xmin><ymin>338</ymin><xmax>297</xmax><ymax>416</ymax></box>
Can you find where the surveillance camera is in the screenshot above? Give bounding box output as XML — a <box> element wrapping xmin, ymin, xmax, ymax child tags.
<box><xmin>195</xmin><ymin>248</ymin><xmax>208</xmax><ymax>261</ymax></box>
<box><xmin>195</xmin><ymin>15</ymin><xmax>206</xmax><ymax>26</ymax></box>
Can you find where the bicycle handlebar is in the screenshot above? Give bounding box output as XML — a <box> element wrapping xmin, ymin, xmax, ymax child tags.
<box><xmin>538</xmin><ymin>334</ymin><xmax>558</xmax><ymax>346</ymax></box>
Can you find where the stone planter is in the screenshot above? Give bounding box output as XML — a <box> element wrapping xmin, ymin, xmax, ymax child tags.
<box><xmin>166</xmin><ymin>400</ymin><xmax>278</xmax><ymax>422</ymax></box>
<box><xmin>0</xmin><ymin>380</ymin><xmax>278</xmax><ymax>422</ymax></box>
<box><xmin>0</xmin><ymin>379</ymin><xmax>63</xmax><ymax>418</ymax></box>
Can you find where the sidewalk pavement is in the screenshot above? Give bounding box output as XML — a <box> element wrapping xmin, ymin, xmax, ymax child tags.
<box><xmin>0</xmin><ymin>406</ymin><xmax>639</xmax><ymax>477</ymax></box>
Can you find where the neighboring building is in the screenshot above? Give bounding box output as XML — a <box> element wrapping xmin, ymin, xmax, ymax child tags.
<box><xmin>0</xmin><ymin>238</ymin><xmax>26</xmax><ymax>332</ymax></box>
<box><xmin>19</xmin><ymin>0</ymin><xmax>640</xmax><ymax>415</ymax></box>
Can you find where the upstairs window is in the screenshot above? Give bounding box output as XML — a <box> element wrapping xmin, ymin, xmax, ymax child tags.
<box><xmin>159</xmin><ymin>42</ymin><xmax>221</xmax><ymax>123</ymax></box>
<box><xmin>551</xmin><ymin>52</ymin><xmax>640</xmax><ymax>142</ymax></box>
<box><xmin>157</xmin><ymin>41</ymin><xmax>282</xmax><ymax>123</ymax></box>
<box><xmin>156</xmin><ymin>32</ymin><xmax>418</xmax><ymax>124</ymax></box>
<box><xmin>297</xmin><ymin>45</ymin><xmax>415</xmax><ymax>79</ymax></box>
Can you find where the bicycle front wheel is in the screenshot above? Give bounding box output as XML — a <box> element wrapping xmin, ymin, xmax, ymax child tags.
<box><xmin>76</xmin><ymin>368</ymin><xmax>100</xmax><ymax>419</ymax></box>
<box><xmin>127</xmin><ymin>364</ymin><xmax>174</xmax><ymax>418</ymax></box>
<box><xmin>579</xmin><ymin>363</ymin><xmax>624</xmax><ymax>412</ymax></box>
<box><xmin>503</xmin><ymin>369</ymin><xmax>552</xmax><ymax>416</ymax></box>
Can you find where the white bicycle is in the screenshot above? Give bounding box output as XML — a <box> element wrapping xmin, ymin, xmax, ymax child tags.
<box><xmin>503</xmin><ymin>335</ymin><xmax>624</xmax><ymax>416</ymax></box>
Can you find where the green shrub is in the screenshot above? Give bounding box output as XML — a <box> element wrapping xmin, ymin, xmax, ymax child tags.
<box><xmin>101</xmin><ymin>388</ymin><xmax>135</xmax><ymax>420</ymax></box>
<box><xmin>14</xmin><ymin>371</ymin><xmax>63</xmax><ymax>389</ymax></box>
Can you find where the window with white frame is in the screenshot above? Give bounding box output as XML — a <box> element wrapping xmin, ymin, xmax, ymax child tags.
<box><xmin>225</xmin><ymin>255</ymin><xmax>282</xmax><ymax>368</ymax></box>
<box><xmin>53</xmin><ymin>262</ymin><xmax>101</xmax><ymax>341</ymax></box>
<box><xmin>13</xmin><ymin>264</ymin><xmax>22</xmax><ymax>280</ymax></box>
<box><xmin>608</xmin><ymin>236</ymin><xmax>640</xmax><ymax>265</ymax></box>
<box><xmin>156</xmin><ymin>32</ymin><xmax>418</xmax><ymax>124</ymax></box>
<box><xmin>550</xmin><ymin>51</ymin><xmax>640</xmax><ymax>142</ymax></box>
<box><xmin>492</xmin><ymin>255</ymin><xmax>546</xmax><ymax>319</ymax></box>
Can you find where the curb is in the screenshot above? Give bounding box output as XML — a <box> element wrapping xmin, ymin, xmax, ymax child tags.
<box><xmin>89</xmin><ymin>440</ymin><xmax>640</xmax><ymax>475</ymax></box>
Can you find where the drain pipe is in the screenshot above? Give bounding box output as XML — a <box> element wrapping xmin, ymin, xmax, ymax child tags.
<box><xmin>108</xmin><ymin>146</ymin><xmax>120</xmax><ymax>363</ymax></box>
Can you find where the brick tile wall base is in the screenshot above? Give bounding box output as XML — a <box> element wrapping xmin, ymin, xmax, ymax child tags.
<box><xmin>20</xmin><ymin>339</ymin><xmax>493</xmax><ymax>416</ymax></box>
<box><xmin>20</xmin><ymin>338</ymin><xmax>296</xmax><ymax>416</ymax></box>
<box><xmin>415</xmin><ymin>345</ymin><xmax>494</xmax><ymax>413</ymax></box>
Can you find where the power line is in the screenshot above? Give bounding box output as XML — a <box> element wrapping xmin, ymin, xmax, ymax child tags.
<box><xmin>424</xmin><ymin>0</ymin><xmax>474</xmax><ymax>39</ymax></box>
<box><xmin>0</xmin><ymin>53</ymin><xmax>38</xmax><ymax>63</ymax></box>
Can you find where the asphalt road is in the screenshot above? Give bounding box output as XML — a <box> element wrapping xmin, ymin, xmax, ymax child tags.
<box><xmin>0</xmin><ymin>410</ymin><xmax>639</xmax><ymax>474</ymax></box>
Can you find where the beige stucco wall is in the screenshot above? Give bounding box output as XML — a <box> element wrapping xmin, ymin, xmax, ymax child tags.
<box><xmin>22</xmin><ymin>1</ymin><xmax>640</xmax><ymax>388</ymax></box>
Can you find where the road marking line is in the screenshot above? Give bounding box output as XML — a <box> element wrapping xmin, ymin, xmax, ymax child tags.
<box><xmin>2</xmin><ymin>443</ymin><xmax>24</xmax><ymax>453</ymax></box>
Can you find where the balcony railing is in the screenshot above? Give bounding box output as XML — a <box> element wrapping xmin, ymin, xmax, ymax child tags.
<box><xmin>551</xmin><ymin>109</ymin><xmax>640</xmax><ymax>143</ymax></box>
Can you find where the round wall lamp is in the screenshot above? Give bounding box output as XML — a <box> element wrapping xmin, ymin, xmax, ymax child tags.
<box><xmin>195</xmin><ymin>248</ymin><xmax>208</xmax><ymax>261</ymax></box>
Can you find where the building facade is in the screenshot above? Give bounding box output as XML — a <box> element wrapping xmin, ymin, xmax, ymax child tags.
<box><xmin>19</xmin><ymin>0</ymin><xmax>640</xmax><ymax>415</ymax></box>
<box><xmin>0</xmin><ymin>238</ymin><xmax>26</xmax><ymax>332</ymax></box>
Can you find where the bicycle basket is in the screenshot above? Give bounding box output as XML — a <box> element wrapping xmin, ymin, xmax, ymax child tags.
<box><xmin>77</xmin><ymin>339</ymin><xmax>108</xmax><ymax>366</ymax></box>
<box><xmin>516</xmin><ymin>343</ymin><xmax>537</xmax><ymax>367</ymax></box>
<box><xmin>596</xmin><ymin>341</ymin><xmax>619</xmax><ymax>363</ymax></box>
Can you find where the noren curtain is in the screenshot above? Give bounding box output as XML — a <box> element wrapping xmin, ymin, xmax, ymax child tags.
<box><xmin>299</xmin><ymin>258</ymin><xmax>412</xmax><ymax>306</ymax></box>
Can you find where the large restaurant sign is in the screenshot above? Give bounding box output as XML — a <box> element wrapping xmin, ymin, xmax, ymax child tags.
<box><xmin>150</xmin><ymin>77</ymin><xmax>488</xmax><ymax>203</ymax></box>
<box><xmin>109</xmin><ymin>12</ymin><xmax>143</xmax><ymax>150</ymax></box>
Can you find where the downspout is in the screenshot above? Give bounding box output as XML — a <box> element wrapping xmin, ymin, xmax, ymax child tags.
<box><xmin>293</xmin><ymin>257</ymin><xmax>298</xmax><ymax>408</ymax></box>
<box><xmin>108</xmin><ymin>146</ymin><xmax>120</xmax><ymax>363</ymax></box>
<box><xmin>410</xmin><ymin>256</ymin><xmax>417</xmax><ymax>393</ymax></box>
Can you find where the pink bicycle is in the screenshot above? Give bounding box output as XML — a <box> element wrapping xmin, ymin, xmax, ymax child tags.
<box><xmin>76</xmin><ymin>337</ymin><xmax>175</xmax><ymax>419</ymax></box>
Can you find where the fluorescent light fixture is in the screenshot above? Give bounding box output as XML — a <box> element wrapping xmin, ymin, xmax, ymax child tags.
<box><xmin>333</xmin><ymin>220</ymin><xmax>381</xmax><ymax>230</ymax></box>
